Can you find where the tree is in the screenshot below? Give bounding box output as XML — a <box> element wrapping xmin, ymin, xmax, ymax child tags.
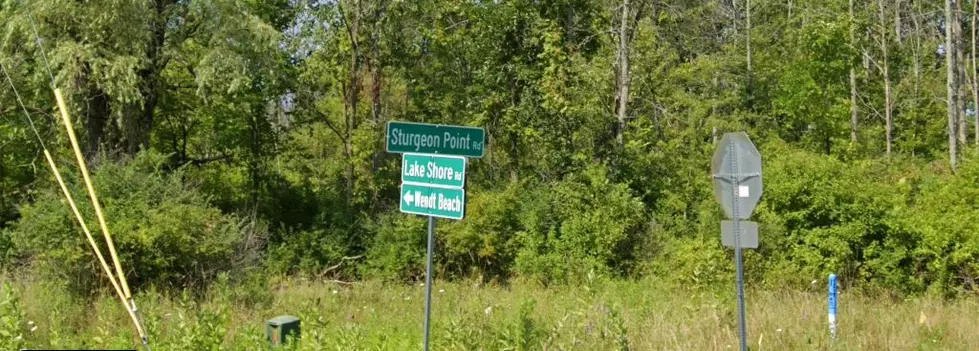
<box><xmin>2</xmin><ymin>1</ymin><xmax>288</xmax><ymax>159</ymax></box>
<box><xmin>877</xmin><ymin>0</ymin><xmax>894</xmax><ymax>156</ymax></box>
<box><xmin>849</xmin><ymin>0</ymin><xmax>859</xmax><ymax>143</ymax></box>
<box><xmin>973</xmin><ymin>0</ymin><xmax>979</xmax><ymax>147</ymax></box>
<box><xmin>744</xmin><ymin>0</ymin><xmax>754</xmax><ymax>109</ymax></box>
<box><xmin>615</xmin><ymin>0</ymin><xmax>632</xmax><ymax>146</ymax></box>
<box><xmin>956</xmin><ymin>0</ymin><xmax>968</xmax><ymax>145</ymax></box>
<box><xmin>947</xmin><ymin>0</ymin><xmax>959</xmax><ymax>171</ymax></box>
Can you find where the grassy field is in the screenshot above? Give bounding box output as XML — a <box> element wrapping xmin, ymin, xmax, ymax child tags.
<box><xmin>1</xmin><ymin>274</ymin><xmax>977</xmax><ymax>350</ymax></box>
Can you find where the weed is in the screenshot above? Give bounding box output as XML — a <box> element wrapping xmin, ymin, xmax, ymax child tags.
<box><xmin>4</xmin><ymin>276</ymin><xmax>979</xmax><ymax>350</ymax></box>
<box><xmin>0</xmin><ymin>281</ymin><xmax>26</xmax><ymax>349</ymax></box>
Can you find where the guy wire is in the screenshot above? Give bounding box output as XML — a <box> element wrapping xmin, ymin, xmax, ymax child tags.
<box><xmin>1</xmin><ymin>59</ymin><xmax>44</xmax><ymax>142</ymax></box>
<box><xmin>27</xmin><ymin>9</ymin><xmax>56</xmax><ymax>86</ymax></box>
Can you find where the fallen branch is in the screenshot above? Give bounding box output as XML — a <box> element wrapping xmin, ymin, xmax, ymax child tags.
<box><xmin>187</xmin><ymin>154</ymin><xmax>232</xmax><ymax>166</ymax></box>
<box><xmin>316</xmin><ymin>255</ymin><xmax>364</xmax><ymax>279</ymax></box>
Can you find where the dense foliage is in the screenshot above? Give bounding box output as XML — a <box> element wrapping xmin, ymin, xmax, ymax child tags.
<box><xmin>2</xmin><ymin>0</ymin><xmax>979</xmax><ymax>295</ymax></box>
<box><xmin>3</xmin><ymin>152</ymin><xmax>261</xmax><ymax>291</ymax></box>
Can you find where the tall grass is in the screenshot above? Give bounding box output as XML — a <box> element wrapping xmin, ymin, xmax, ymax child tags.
<box><xmin>1</xmin><ymin>273</ymin><xmax>977</xmax><ymax>350</ymax></box>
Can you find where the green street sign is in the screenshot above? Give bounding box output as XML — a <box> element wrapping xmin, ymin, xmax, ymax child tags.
<box><xmin>400</xmin><ymin>183</ymin><xmax>465</xmax><ymax>220</ymax></box>
<box><xmin>402</xmin><ymin>153</ymin><xmax>466</xmax><ymax>188</ymax></box>
<box><xmin>386</xmin><ymin>121</ymin><xmax>486</xmax><ymax>158</ymax></box>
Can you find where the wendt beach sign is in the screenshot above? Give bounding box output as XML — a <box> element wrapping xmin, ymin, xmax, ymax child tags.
<box><xmin>400</xmin><ymin>183</ymin><xmax>465</xmax><ymax>220</ymax></box>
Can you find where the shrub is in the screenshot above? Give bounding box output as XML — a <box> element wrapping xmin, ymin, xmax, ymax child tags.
<box><xmin>266</xmin><ymin>227</ymin><xmax>356</xmax><ymax>277</ymax></box>
<box><xmin>362</xmin><ymin>213</ymin><xmax>428</xmax><ymax>281</ymax></box>
<box><xmin>440</xmin><ymin>183</ymin><xmax>522</xmax><ymax>280</ymax></box>
<box><xmin>754</xmin><ymin>142</ymin><xmax>915</xmax><ymax>290</ymax></box>
<box><xmin>514</xmin><ymin>165</ymin><xmax>647</xmax><ymax>284</ymax></box>
<box><xmin>639</xmin><ymin>139</ymin><xmax>979</xmax><ymax>295</ymax></box>
<box><xmin>896</xmin><ymin>158</ymin><xmax>979</xmax><ymax>296</ymax></box>
<box><xmin>4</xmin><ymin>151</ymin><xmax>260</xmax><ymax>292</ymax></box>
<box><xmin>648</xmin><ymin>234</ymin><xmax>732</xmax><ymax>290</ymax></box>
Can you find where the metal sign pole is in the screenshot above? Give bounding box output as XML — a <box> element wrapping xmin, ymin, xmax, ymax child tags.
<box><xmin>729</xmin><ymin>142</ymin><xmax>748</xmax><ymax>351</ymax></box>
<box><xmin>712</xmin><ymin>132</ymin><xmax>762</xmax><ymax>351</ymax></box>
<box><xmin>734</xmin><ymin>227</ymin><xmax>747</xmax><ymax>351</ymax></box>
<box><xmin>423</xmin><ymin>215</ymin><xmax>435</xmax><ymax>351</ymax></box>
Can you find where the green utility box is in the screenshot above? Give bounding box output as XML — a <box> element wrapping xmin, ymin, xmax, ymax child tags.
<box><xmin>267</xmin><ymin>315</ymin><xmax>301</xmax><ymax>346</ymax></box>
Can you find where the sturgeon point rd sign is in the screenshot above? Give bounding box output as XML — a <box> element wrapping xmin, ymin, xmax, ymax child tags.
<box><xmin>386</xmin><ymin>121</ymin><xmax>486</xmax><ymax>158</ymax></box>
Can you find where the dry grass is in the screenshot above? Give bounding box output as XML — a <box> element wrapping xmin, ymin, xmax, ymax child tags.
<box><xmin>3</xmin><ymin>275</ymin><xmax>978</xmax><ymax>350</ymax></box>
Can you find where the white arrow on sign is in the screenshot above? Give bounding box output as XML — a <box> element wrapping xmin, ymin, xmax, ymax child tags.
<box><xmin>404</xmin><ymin>191</ymin><xmax>415</xmax><ymax>205</ymax></box>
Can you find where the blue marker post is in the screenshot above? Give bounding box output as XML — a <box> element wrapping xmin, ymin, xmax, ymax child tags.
<box><xmin>828</xmin><ymin>273</ymin><xmax>838</xmax><ymax>340</ymax></box>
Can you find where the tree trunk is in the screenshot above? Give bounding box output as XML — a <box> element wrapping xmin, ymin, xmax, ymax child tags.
<box><xmin>85</xmin><ymin>88</ymin><xmax>111</xmax><ymax>158</ymax></box>
<box><xmin>911</xmin><ymin>0</ymin><xmax>921</xmax><ymax>85</ymax></box>
<box><xmin>615</xmin><ymin>0</ymin><xmax>631</xmax><ymax>146</ymax></box>
<box><xmin>947</xmin><ymin>0</ymin><xmax>959</xmax><ymax>171</ymax></box>
<box><xmin>850</xmin><ymin>0</ymin><xmax>859</xmax><ymax>143</ymax></box>
<box><xmin>342</xmin><ymin>0</ymin><xmax>362</xmax><ymax>202</ymax></box>
<box><xmin>128</xmin><ymin>0</ymin><xmax>170</xmax><ymax>155</ymax></box>
<box><xmin>956</xmin><ymin>0</ymin><xmax>968</xmax><ymax>145</ymax></box>
<box><xmin>894</xmin><ymin>0</ymin><xmax>902</xmax><ymax>45</ymax></box>
<box><xmin>974</xmin><ymin>0</ymin><xmax>979</xmax><ymax>147</ymax></box>
<box><xmin>744</xmin><ymin>0</ymin><xmax>754</xmax><ymax>110</ymax></box>
<box><xmin>878</xmin><ymin>0</ymin><xmax>893</xmax><ymax>156</ymax></box>
<box><xmin>369</xmin><ymin>4</ymin><xmax>384</xmax><ymax>175</ymax></box>
<box><xmin>247</xmin><ymin>107</ymin><xmax>262</xmax><ymax>206</ymax></box>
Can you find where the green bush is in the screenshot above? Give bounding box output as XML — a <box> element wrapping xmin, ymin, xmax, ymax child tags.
<box><xmin>640</xmin><ymin>139</ymin><xmax>979</xmax><ymax>295</ymax></box>
<box><xmin>748</xmin><ymin>141</ymin><xmax>979</xmax><ymax>295</ymax></box>
<box><xmin>362</xmin><ymin>213</ymin><xmax>428</xmax><ymax>281</ymax></box>
<box><xmin>514</xmin><ymin>165</ymin><xmax>647</xmax><ymax>284</ymax></box>
<box><xmin>648</xmin><ymin>234</ymin><xmax>732</xmax><ymax>290</ymax></box>
<box><xmin>896</xmin><ymin>158</ymin><xmax>979</xmax><ymax>295</ymax></box>
<box><xmin>360</xmin><ymin>165</ymin><xmax>647</xmax><ymax>284</ymax></box>
<box><xmin>266</xmin><ymin>227</ymin><xmax>356</xmax><ymax>276</ymax></box>
<box><xmin>755</xmin><ymin>141</ymin><xmax>916</xmax><ymax>291</ymax></box>
<box><xmin>4</xmin><ymin>151</ymin><xmax>260</xmax><ymax>292</ymax></box>
<box><xmin>0</xmin><ymin>226</ymin><xmax>13</xmax><ymax>268</ymax></box>
<box><xmin>440</xmin><ymin>183</ymin><xmax>522</xmax><ymax>280</ymax></box>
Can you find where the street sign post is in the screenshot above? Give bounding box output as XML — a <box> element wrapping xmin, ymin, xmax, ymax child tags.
<box><xmin>711</xmin><ymin>131</ymin><xmax>764</xmax><ymax>351</ymax></box>
<box><xmin>400</xmin><ymin>183</ymin><xmax>465</xmax><ymax>220</ymax></box>
<box><xmin>387</xmin><ymin>121</ymin><xmax>486</xmax><ymax>158</ymax></box>
<box><xmin>388</xmin><ymin>121</ymin><xmax>482</xmax><ymax>351</ymax></box>
<box><xmin>402</xmin><ymin>153</ymin><xmax>466</xmax><ymax>188</ymax></box>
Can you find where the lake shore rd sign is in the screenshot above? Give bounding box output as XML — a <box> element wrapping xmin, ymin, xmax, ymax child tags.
<box><xmin>402</xmin><ymin>154</ymin><xmax>466</xmax><ymax>188</ymax></box>
<box><xmin>401</xmin><ymin>183</ymin><xmax>465</xmax><ymax>220</ymax></box>
<box><xmin>386</xmin><ymin>121</ymin><xmax>486</xmax><ymax>158</ymax></box>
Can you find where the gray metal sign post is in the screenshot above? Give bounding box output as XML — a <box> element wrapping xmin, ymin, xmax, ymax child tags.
<box><xmin>423</xmin><ymin>216</ymin><xmax>435</xmax><ymax>351</ymax></box>
<box><xmin>711</xmin><ymin>132</ymin><xmax>763</xmax><ymax>351</ymax></box>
